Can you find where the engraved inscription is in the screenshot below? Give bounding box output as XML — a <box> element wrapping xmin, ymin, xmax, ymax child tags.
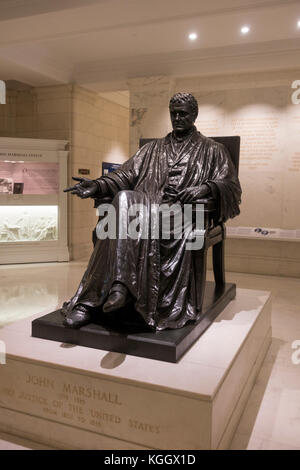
<box><xmin>0</xmin><ymin>360</ymin><xmax>197</xmax><ymax>448</ymax></box>
<box><xmin>231</xmin><ymin>116</ymin><xmax>280</xmax><ymax>170</ymax></box>
<box><xmin>18</xmin><ymin>391</ymin><xmax>48</xmax><ymax>405</ymax></box>
<box><xmin>62</xmin><ymin>383</ymin><xmax>122</xmax><ymax>405</ymax></box>
<box><xmin>0</xmin><ymin>378</ymin><xmax>162</xmax><ymax>437</ymax></box>
<box><xmin>26</xmin><ymin>374</ymin><xmax>54</xmax><ymax>389</ymax></box>
<box><xmin>129</xmin><ymin>418</ymin><xmax>160</xmax><ymax>434</ymax></box>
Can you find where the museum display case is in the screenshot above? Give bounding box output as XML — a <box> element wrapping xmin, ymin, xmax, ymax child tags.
<box><xmin>0</xmin><ymin>137</ymin><xmax>69</xmax><ymax>263</ymax></box>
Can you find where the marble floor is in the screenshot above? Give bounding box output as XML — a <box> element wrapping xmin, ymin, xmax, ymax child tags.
<box><xmin>0</xmin><ymin>261</ymin><xmax>300</xmax><ymax>450</ymax></box>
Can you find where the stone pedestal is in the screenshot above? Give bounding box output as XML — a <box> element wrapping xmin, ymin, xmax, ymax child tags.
<box><xmin>0</xmin><ymin>288</ymin><xmax>271</xmax><ymax>450</ymax></box>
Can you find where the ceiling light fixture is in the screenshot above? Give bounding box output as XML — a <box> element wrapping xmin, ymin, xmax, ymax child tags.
<box><xmin>241</xmin><ymin>25</ymin><xmax>250</xmax><ymax>34</ymax></box>
<box><xmin>188</xmin><ymin>32</ymin><xmax>198</xmax><ymax>41</ymax></box>
<box><xmin>297</xmin><ymin>20</ymin><xmax>300</xmax><ymax>28</ymax></box>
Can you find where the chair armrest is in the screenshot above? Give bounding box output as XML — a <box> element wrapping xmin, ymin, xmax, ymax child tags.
<box><xmin>192</xmin><ymin>198</ymin><xmax>220</xmax><ymax>230</ymax></box>
<box><xmin>193</xmin><ymin>198</ymin><xmax>217</xmax><ymax>212</ymax></box>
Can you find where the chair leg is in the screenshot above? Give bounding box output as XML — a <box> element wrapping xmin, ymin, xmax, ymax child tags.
<box><xmin>194</xmin><ymin>248</ymin><xmax>207</xmax><ymax>313</ymax></box>
<box><xmin>213</xmin><ymin>239</ymin><xmax>225</xmax><ymax>288</ymax></box>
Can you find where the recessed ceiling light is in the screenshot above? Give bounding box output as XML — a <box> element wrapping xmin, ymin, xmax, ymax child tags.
<box><xmin>241</xmin><ymin>25</ymin><xmax>250</xmax><ymax>34</ymax></box>
<box><xmin>297</xmin><ymin>20</ymin><xmax>300</xmax><ymax>28</ymax></box>
<box><xmin>188</xmin><ymin>32</ymin><xmax>198</xmax><ymax>41</ymax></box>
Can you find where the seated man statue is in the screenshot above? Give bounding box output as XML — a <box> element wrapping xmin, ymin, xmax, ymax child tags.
<box><xmin>63</xmin><ymin>92</ymin><xmax>241</xmax><ymax>330</ymax></box>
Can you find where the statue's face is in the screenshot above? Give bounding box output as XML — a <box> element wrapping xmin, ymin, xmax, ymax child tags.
<box><xmin>169</xmin><ymin>102</ymin><xmax>195</xmax><ymax>136</ymax></box>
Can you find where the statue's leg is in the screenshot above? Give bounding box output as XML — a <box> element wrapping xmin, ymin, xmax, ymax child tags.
<box><xmin>63</xmin><ymin>190</ymin><xmax>151</xmax><ymax>328</ymax></box>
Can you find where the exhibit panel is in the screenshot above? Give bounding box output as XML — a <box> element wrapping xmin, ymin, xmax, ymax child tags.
<box><xmin>0</xmin><ymin>288</ymin><xmax>271</xmax><ymax>450</ymax></box>
<box><xmin>0</xmin><ymin>138</ymin><xmax>69</xmax><ymax>263</ymax></box>
<box><xmin>191</xmin><ymin>85</ymin><xmax>300</xmax><ymax>239</ymax></box>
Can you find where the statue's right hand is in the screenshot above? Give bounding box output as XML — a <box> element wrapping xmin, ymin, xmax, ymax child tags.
<box><xmin>63</xmin><ymin>177</ymin><xmax>99</xmax><ymax>199</ymax></box>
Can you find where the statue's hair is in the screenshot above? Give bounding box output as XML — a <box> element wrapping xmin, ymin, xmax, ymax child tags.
<box><xmin>169</xmin><ymin>92</ymin><xmax>198</xmax><ymax>119</ymax></box>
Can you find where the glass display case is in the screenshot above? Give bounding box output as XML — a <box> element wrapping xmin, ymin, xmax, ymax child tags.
<box><xmin>0</xmin><ymin>138</ymin><xmax>69</xmax><ymax>263</ymax></box>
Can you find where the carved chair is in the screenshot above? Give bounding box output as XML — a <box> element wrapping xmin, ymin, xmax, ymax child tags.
<box><xmin>139</xmin><ymin>136</ymin><xmax>240</xmax><ymax>314</ymax></box>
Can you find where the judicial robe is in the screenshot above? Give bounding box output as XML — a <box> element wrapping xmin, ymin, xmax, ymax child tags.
<box><xmin>65</xmin><ymin>129</ymin><xmax>241</xmax><ymax>330</ymax></box>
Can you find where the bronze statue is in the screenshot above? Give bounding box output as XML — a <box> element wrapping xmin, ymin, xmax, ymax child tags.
<box><xmin>62</xmin><ymin>93</ymin><xmax>241</xmax><ymax>331</ymax></box>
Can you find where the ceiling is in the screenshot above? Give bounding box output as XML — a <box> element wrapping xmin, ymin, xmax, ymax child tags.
<box><xmin>1</xmin><ymin>0</ymin><xmax>300</xmax><ymax>105</ymax></box>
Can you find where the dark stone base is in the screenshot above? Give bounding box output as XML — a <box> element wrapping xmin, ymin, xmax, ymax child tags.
<box><xmin>32</xmin><ymin>281</ymin><xmax>236</xmax><ymax>363</ymax></box>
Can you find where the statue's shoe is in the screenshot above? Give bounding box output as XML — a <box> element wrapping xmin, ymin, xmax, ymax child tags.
<box><xmin>63</xmin><ymin>304</ymin><xmax>92</xmax><ymax>329</ymax></box>
<box><xmin>61</xmin><ymin>300</ymin><xmax>71</xmax><ymax>316</ymax></box>
<box><xmin>103</xmin><ymin>283</ymin><xmax>130</xmax><ymax>313</ymax></box>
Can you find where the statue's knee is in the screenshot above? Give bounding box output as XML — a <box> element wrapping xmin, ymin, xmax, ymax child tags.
<box><xmin>119</xmin><ymin>190</ymin><xmax>134</xmax><ymax>197</ymax></box>
<box><xmin>113</xmin><ymin>190</ymin><xmax>130</xmax><ymax>204</ymax></box>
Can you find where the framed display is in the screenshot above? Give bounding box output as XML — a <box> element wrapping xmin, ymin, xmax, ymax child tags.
<box><xmin>0</xmin><ymin>161</ymin><xmax>59</xmax><ymax>195</ymax></box>
<box><xmin>0</xmin><ymin>137</ymin><xmax>69</xmax><ymax>263</ymax></box>
<box><xmin>102</xmin><ymin>162</ymin><xmax>121</xmax><ymax>175</ymax></box>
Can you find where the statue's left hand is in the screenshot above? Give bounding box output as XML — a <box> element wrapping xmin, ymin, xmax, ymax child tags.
<box><xmin>63</xmin><ymin>177</ymin><xmax>99</xmax><ymax>199</ymax></box>
<box><xmin>174</xmin><ymin>185</ymin><xmax>211</xmax><ymax>203</ymax></box>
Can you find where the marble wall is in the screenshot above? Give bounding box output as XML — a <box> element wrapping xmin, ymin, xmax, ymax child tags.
<box><xmin>128</xmin><ymin>71</ymin><xmax>300</xmax><ymax>277</ymax></box>
<box><xmin>0</xmin><ymin>89</ymin><xmax>37</xmax><ymax>138</ymax></box>
<box><xmin>0</xmin><ymin>84</ymin><xmax>129</xmax><ymax>261</ymax></box>
<box><xmin>128</xmin><ymin>77</ymin><xmax>175</xmax><ymax>155</ymax></box>
<box><xmin>70</xmin><ymin>85</ymin><xmax>129</xmax><ymax>260</ymax></box>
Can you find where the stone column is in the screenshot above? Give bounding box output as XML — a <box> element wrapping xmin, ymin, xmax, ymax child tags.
<box><xmin>127</xmin><ymin>76</ymin><xmax>175</xmax><ymax>155</ymax></box>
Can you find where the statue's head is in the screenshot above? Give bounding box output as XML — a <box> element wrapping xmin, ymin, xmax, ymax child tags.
<box><xmin>169</xmin><ymin>93</ymin><xmax>198</xmax><ymax>136</ymax></box>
